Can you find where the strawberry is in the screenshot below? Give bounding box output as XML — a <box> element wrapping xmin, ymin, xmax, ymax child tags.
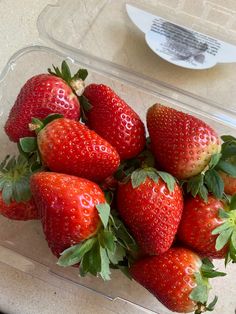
<box><xmin>179</xmin><ymin>193</ymin><xmax>236</xmax><ymax>264</ymax></box>
<box><xmin>21</xmin><ymin>116</ymin><xmax>120</xmax><ymax>182</ymax></box>
<box><xmin>0</xmin><ymin>196</ymin><xmax>37</xmax><ymax>220</ymax></box>
<box><xmin>146</xmin><ymin>104</ymin><xmax>220</xmax><ymax>180</ymax></box>
<box><xmin>4</xmin><ymin>61</ymin><xmax>88</xmax><ymax>142</ymax></box>
<box><xmin>178</xmin><ymin>195</ymin><xmax>227</xmax><ymax>259</ymax></box>
<box><xmin>220</xmin><ymin>171</ymin><xmax>236</xmax><ymax>195</ymax></box>
<box><xmin>117</xmin><ymin>168</ymin><xmax>183</xmax><ymax>255</ymax></box>
<box><xmin>30</xmin><ymin>172</ymin><xmax>137</xmax><ymax>279</ymax></box>
<box><xmin>83</xmin><ymin>84</ymin><xmax>146</xmax><ymax>160</ymax></box>
<box><xmin>130</xmin><ymin>247</ymin><xmax>225</xmax><ymax>313</ymax></box>
<box><xmin>0</xmin><ymin>155</ymin><xmax>38</xmax><ymax>220</ymax></box>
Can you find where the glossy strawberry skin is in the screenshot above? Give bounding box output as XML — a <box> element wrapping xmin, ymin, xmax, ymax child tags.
<box><xmin>178</xmin><ymin>195</ymin><xmax>227</xmax><ymax>258</ymax></box>
<box><xmin>84</xmin><ymin>84</ymin><xmax>146</xmax><ymax>161</ymax></box>
<box><xmin>30</xmin><ymin>172</ymin><xmax>104</xmax><ymax>257</ymax></box>
<box><xmin>0</xmin><ymin>193</ymin><xmax>38</xmax><ymax>220</ymax></box>
<box><xmin>37</xmin><ymin>118</ymin><xmax>120</xmax><ymax>182</ymax></box>
<box><xmin>147</xmin><ymin>104</ymin><xmax>220</xmax><ymax>179</ymax></box>
<box><xmin>130</xmin><ymin>247</ymin><xmax>201</xmax><ymax>313</ymax></box>
<box><xmin>220</xmin><ymin>171</ymin><xmax>236</xmax><ymax>195</ymax></box>
<box><xmin>117</xmin><ymin>178</ymin><xmax>183</xmax><ymax>255</ymax></box>
<box><xmin>5</xmin><ymin>74</ymin><xmax>80</xmax><ymax>142</ymax></box>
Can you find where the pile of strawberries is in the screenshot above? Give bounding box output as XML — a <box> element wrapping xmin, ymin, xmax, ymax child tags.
<box><xmin>1</xmin><ymin>61</ymin><xmax>236</xmax><ymax>313</ymax></box>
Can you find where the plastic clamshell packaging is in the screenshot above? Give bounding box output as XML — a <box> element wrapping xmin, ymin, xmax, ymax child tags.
<box><xmin>0</xmin><ymin>1</ymin><xmax>236</xmax><ymax>313</ymax></box>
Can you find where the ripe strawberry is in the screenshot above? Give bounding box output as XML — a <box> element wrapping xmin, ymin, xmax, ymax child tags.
<box><xmin>83</xmin><ymin>84</ymin><xmax>146</xmax><ymax>160</ymax></box>
<box><xmin>147</xmin><ymin>104</ymin><xmax>220</xmax><ymax>180</ymax></box>
<box><xmin>178</xmin><ymin>195</ymin><xmax>227</xmax><ymax>259</ymax></box>
<box><xmin>220</xmin><ymin>171</ymin><xmax>236</xmax><ymax>195</ymax></box>
<box><xmin>4</xmin><ymin>61</ymin><xmax>88</xmax><ymax>142</ymax></box>
<box><xmin>30</xmin><ymin>172</ymin><xmax>137</xmax><ymax>280</ymax></box>
<box><xmin>130</xmin><ymin>247</ymin><xmax>224</xmax><ymax>313</ymax></box>
<box><xmin>31</xmin><ymin>172</ymin><xmax>103</xmax><ymax>257</ymax></box>
<box><xmin>0</xmin><ymin>196</ymin><xmax>37</xmax><ymax>220</ymax></box>
<box><xmin>178</xmin><ymin>194</ymin><xmax>236</xmax><ymax>264</ymax></box>
<box><xmin>117</xmin><ymin>168</ymin><xmax>183</xmax><ymax>255</ymax></box>
<box><xmin>23</xmin><ymin>116</ymin><xmax>120</xmax><ymax>182</ymax></box>
<box><xmin>0</xmin><ymin>155</ymin><xmax>38</xmax><ymax>220</ymax></box>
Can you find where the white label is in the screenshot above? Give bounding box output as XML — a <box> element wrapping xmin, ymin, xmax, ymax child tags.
<box><xmin>127</xmin><ymin>4</ymin><xmax>236</xmax><ymax>70</ymax></box>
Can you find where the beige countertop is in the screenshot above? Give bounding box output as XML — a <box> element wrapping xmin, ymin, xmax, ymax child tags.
<box><xmin>0</xmin><ymin>1</ymin><xmax>236</xmax><ymax>314</ymax></box>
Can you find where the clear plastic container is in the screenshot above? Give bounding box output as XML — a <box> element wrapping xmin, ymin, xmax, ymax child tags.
<box><xmin>1</xmin><ymin>1</ymin><xmax>236</xmax><ymax>313</ymax></box>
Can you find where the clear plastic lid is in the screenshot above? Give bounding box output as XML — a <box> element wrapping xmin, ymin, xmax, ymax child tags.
<box><xmin>38</xmin><ymin>0</ymin><xmax>236</xmax><ymax>107</ymax></box>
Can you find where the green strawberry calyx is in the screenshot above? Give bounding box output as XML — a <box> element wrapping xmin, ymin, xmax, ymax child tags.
<box><xmin>57</xmin><ymin>202</ymin><xmax>138</xmax><ymax>280</ymax></box>
<box><xmin>19</xmin><ymin>114</ymin><xmax>64</xmax><ymax>157</ymax></box>
<box><xmin>190</xmin><ymin>258</ymin><xmax>225</xmax><ymax>313</ymax></box>
<box><xmin>115</xmin><ymin>147</ymin><xmax>176</xmax><ymax>193</ymax></box>
<box><xmin>0</xmin><ymin>154</ymin><xmax>39</xmax><ymax>205</ymax></box>
<box><xmin>185</xmin><ymin>135</ymin><xmax>236</xmax><ymax>201</ymax></box>
<box><xmin>48</xmin><ymin>60</ymin><xmax>91</xmax><ymax>122</ymax></box>
<box><xmin>131</xmin><ymin>167</ymin><xmax>176</xmax><ymax>192</ymax></box>
<box><xmin>212</xmin><ymin>194</ymin><xmax>236</xmax><ymax>265</ymax></box>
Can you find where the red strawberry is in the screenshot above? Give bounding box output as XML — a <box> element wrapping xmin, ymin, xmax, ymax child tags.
<box><xmin>26</xmin><ymin>116</ymin><xmax>120</xmax><ymax>182</ymax></box>
<box><xmin>0</xmin><ymin>155</ymin><xmax>38</xmax><ymax>220</ymax></box>
<box><xmin>130</xmin><ymin>247</ymin><xmax>224</xmax><ymax>313</ymax></box>
<box><xmin>117</xmin><ymin>168</ymin><xmax>183</xmax><ymax>255</ymax></box>
<box><xmin>0</xmin><ymin>196</ymin><xmax>37</xmax><ymax>220</ymax></box>
<box><xmin>30</xmin><ymin>172</ymin><xmax>137</xmax><ymax>280</ymax></box>
<box><xmin>220</xmin><ymin>171</ymin><xmax>236</xmax><ymax>195</ymax></box>
<box><xmin>83</xmin><ymin>84</ymin><xmax>146</xmax><ymax>160</ymax></box>
<box><xmin>178</xmin><ymin>195</ymin><xmax>236</xmax><ymax>263</ymax></box>
<box><xmin>4</xmin><ymin>61</ymin><xmax>87</xmax><ymax>142</ymax></box>
<box><xmin>178</xmin><ymin>195</ymin><xmax>227</xmax><ymax>259</ymax></box>
<box><xmin>147</xmin><ymin>104</ymin><xmax>220</xmax><ymax>180</ymax></box>
<box><xmin>31</xmin><ymin>172</ymin><xmax>103</xmax><ymax>257</ymax></box>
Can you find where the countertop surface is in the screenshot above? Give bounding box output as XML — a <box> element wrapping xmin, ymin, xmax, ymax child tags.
<box><xmin>1</xmin><ymin>1</ymin><xmax>236</xmax><ymax>314</ymax></box>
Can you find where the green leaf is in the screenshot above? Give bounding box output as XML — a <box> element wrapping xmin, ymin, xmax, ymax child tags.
<box><xmin>215</xmin><ymin>228</ymin><xmax>233</xmax><ymax>251</ymax></box>
<box><xmin>221</xmin><ymin>141</ymin><xmax>236</xmax><ymax>159</ymax></box>
<box><xmin>2</xmin><ymin>183</ymin><xmax>13</xmax><ymax>204</ymax></box>
<box><xmin>74</xmin><ymin>69</ymin><xmax>88</xmax><ymax>81</ymax></box>
<box><xmin>208</xmin><ymin>153</ymin><xmax>222</xmax><ymax>169</ymax></box>
<box><xmin>205</xmin><ymin>169</ymin><xmax>224</xmax><ymax>199</ymax></box>
<box><xmin>112</xmin><ymin>216</ymin><xmax>138</xmax><ymax>251</ymax></box>
<box><xmin>190</xmin><ymin>273</ymin><xmax>209</xmax><ymax>304</ymax></box>
<box><xmin>19</xmin><ymin>137</ymin><xmax>37</xmax><ymax>153</ymax></box>
<box><xmin>156</xmin><ymin>171</ymin><xmax>176</xmax><ymax>192</ymax></box>
<box><xmin>96</xmin><ymin>202</ymin><xmax>110</xmax><ymax>228</ymax></box>
<box><xmin>80</xmin><ymin>240</ymin><xmax>101</xmax><ymax>276</ymax></box>
<box><xmin>145</xmin><ymin>169</ymin><xmax>159</xmax><ymax>183</ymax></box>
<box><xmin>218</xmin><ymin>208</ymin><xmax>230</xmax><ymax>219</ymax></box>
<box><xmin>107</xmin><ymin>243</ymin><xmax>126</xmax><ymax>265</ymax></box>
<box><xmin>201</xmin><ymin>258</ymin><xmax>226</xmax><ymax>278</ymax></box>
<box><xmin>99</xmin><ymin>230</ymin><xmax>116</xmax><ymax>252</ymax></box>
<box><xmin>199</xmin><ymin>184</ymin><xmax>208</xmax><ymax>202</ymax></box>
<box><xmin>131</xmin><ymin>169</ymin><xmax>147</xmax><ymax>188</ymax></box>
<box><xmin>231</xmin><ymin>230</ymin><xmax>236</xmax><ymax>250</ymax></box>
<box><xmin>58</xmin><ymin>237</ymin><xmax>96</xmax><ymax>267</ymax></box>
<box><xmin>217</xmin><ymin>160</ymin><xmax>236</xmax><ymax>178</ymax></box>
<box><xmin>206</xmin><ymin>296</ymin><xmax>218</xmax><ymax>311</ymax></box>
<box><xmin>212</xmin><ymin>221</ymin><xmax>232</xmax><ymax>235</ymax></box>
<box><xmin>79</xmin><ymin>95</ymin><xmax>92</xmax><ymax>111</ymax></box>
<box><xmin>187</xmin><ymin>174</ymin><xmax>203</xmax><ymax>197</ymax></box>
<box><xmin>201</xmin><ymin>267</ymin><xmax>226</xmax><ymax>278</ymax></box>
<box><xmin>0</xmin><ymin>155</ymin><xmax>10</xmax><ymax>170</ymax></box>
<box><xmin>201</xmin><ymin>258</ymin><xmax>214</xmax><ymax>268</ymax></box>
<box><xmin>61</xmin><ymin>60</ymin><xmax>72</xmax><ymax>82</ymax></box>
<box><xmin>100</xmin><ymin>247</ymin><xmax>111</xmax><ymax>280</ymax></box>
<box><xmin>221</xmin><ymin>135</ymin><xmax>236</xmax><ymax>142</ymax></box>
<box><xmin>230</xmin><ymin>194</ymin><xmax>236</xmax><ymax>210</ymax></box>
